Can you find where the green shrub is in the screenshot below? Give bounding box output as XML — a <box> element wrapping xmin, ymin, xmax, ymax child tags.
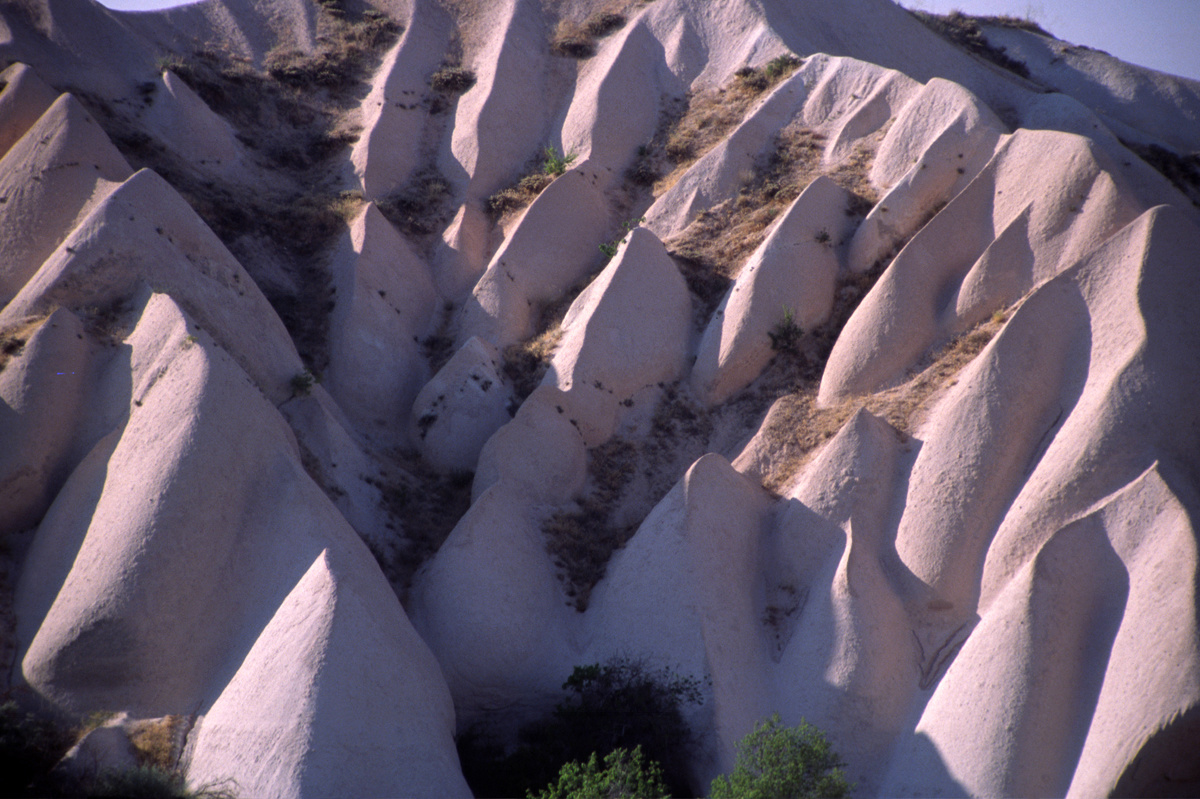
<box><xmin>530</xmin><ymin>746</ymin><xmax>668</xmax><ymax>799</ymax></box>
<box><xmin>709</xmin><ymin>714</ymin><xmax>850</xmax><ymax>799</ymax></box>
<box><xmin>290</xmin><ymin>368</ymin><xmax>318</xmax><ymax>397</ymax></box>
<box><xmin>768</xmin><ymin>307</ymin><xmax>803</xmax><ymax>354</ymax></box>
<box><xmin>543</xmin><ymin>146</ymin><xmax>577</xmax><ymax>176</ymax></box>
<box><xmin>459</xmin><ymin>658</ymin><xmax>703</xmax><ymax>798</ymax></box>
<box><xmin>0</xmin><ymin>702</ymin><xmax>74</xmax><ymax>797</ymax></box>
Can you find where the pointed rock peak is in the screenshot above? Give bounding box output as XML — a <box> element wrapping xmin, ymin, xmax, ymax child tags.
<box><xmin>0</xmin><ymin>62</ymin><xmax>60</xmax><ymax>158</ymax></box>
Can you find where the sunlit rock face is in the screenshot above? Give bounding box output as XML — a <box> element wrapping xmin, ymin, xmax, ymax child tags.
<box><xmin>2</xmin><ymin>0</ymin><xmax>1199</xmax><ymax>796</ymax></box>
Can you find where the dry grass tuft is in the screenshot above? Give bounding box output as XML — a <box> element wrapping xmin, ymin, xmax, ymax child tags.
<box><xmin>503</xmin><ymin>322</ymin><xmax>563</xmax><ymax>401</ymax></box>
<box><xmin>377</xmin><ymin>170</ymin><xmax>452</xmax><ymax>239</ymax></box>
<box><xmin>429</xmin><ymin>65</ymin><xmax>476</xmax><ymax>94</ymax></box>
<box><xmin>487</xmin><ymin>172</ymin><xmax>555</xmax><ymax>219</ymax></box>
<box><xmin>128</xmin><ymin>715</ymin><xmax>183</xmax><ymax>770</ymax></box>
<box><xmin>0</xmin><ymin>314</ymin><xmax>50</xmax><ymax>374</ymax></box>
<box><xmin>550</xmin><ymin>6</ymin><xmax>629</xmax><ymax>58</ymax></box>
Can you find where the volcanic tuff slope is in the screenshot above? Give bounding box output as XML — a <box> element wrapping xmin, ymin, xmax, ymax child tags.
<box><xmin>1</xmin><ymin>0</ymin><xmax>1199</xmax><ymax>796</ymax></box>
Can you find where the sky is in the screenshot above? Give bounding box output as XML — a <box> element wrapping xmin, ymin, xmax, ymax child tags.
<box><xmin>95</xmin><ymin>0</ymin><xmax>1200</xmax><ymax>82</ymax></box>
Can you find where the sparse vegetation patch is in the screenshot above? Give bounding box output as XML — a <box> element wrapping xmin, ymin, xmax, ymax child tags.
<box><xmin>0</xmin><ymin>315</ymin><xmax>48</xmax><ymax>374</ymax></box>
<box><xmin>369</xmin><ymin>456</ymin><xmax>475</xmax><ymax>592</ymax></box>
<box><xmin>550</xmin><ymin>9</ymin><xmax>628</xmax><ymax>58</ymax></box>
<box><xmin>1121</xmin><ymin>139</ymin><xmax>1200</xmax><ymax>205</ymax></box>
<box><xmin>665</xmin><ymin>122</ymin><xmax>881</xmax><ymax>328</ymax></box>
<box><xmin>908</xmin><ymin>10</ymin><xmax>1033</xmax><ymax>79</ymax></box>
<box><xmin>486</xmin><ymin>147</ymin><xmax>576</xmax><ymax>219</ymax></box>
<box><xmin>376</xmin><ymin>170</ymin><xmax>452</xmax><ymax>239</ymax></box>
<box><xmin>76</xmin><ymin>5</ymin><xmax>399</xmax><ymax>373</ymax></box>
<box><xmin>543</xmin><ymin>437</ymin><xmax>639</xmax><ymax>610</ymax></box>
<box><xmin>655</xmin><ymin>53</ymin><xmax>802</xmax><ymax>176</ymax></box>
<box><xmin>758</xmin><ymin>310</ymin><xmax>1006</xmax><ymax>491</ymax></box>
<box><xmin>503</xmin><ymin>322</ymin><xmax>563</xmax><ymax>401</ymax></box>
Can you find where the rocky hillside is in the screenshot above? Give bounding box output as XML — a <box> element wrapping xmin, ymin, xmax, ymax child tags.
<box><xmin>2</xmin><ymin>0</ymin><xmax>1199</xmax><ymax>796</ymax></box>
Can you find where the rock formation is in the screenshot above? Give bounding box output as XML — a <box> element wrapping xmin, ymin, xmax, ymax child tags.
<box><xmin>1</xmin><ymin>0</ymin><xmax>1198</xmax><ymax>796</ymax></box>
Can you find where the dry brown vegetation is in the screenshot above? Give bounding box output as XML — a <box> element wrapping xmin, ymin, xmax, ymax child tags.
<box><xmin>377</xmin><ymin>170</ymin><xmax>453</xmax><ymax>241</ymax></box>
<box><xmin>0</xmin><ymin>314</ymin><xmax>48</xmax><ymax>374</ymax></box>
<box><xmin>369</xmin><ymin>456</ymin><xmax>475</xmax><ymax>593</ymax></box>
<box><xmin>758</xmin><ymin>313</ymin><xmax>1006</xmax><ymax>492</ymax></box>
<box><xmin>908</xmin><ymin>10</ymin><xmax>1035</xmax><ymax>79</ymax></box>
<box><xmin>128</xmin><ymin>715</ymin><xmax>184</xmax><ymax>770</ymax></box>
<box><xmin>503</xmin><ymin>322</ymin><xmax>563</xmax><ymax>401</ymax></box>
<box><xmin>543</xmin><ymin>437</ymin><xmax>639</xmax><ymax>610</ymax></box>
<box><xmin>486</xmin><ymin>171</ymin><xmax>554</xmax><ymax>219</ymax></box>
<box><xmin>549</xmin><ymin>2</ymin><xmax>635</xmax><ymax>58</ymax></box>
<box><xmin>77</xmin><ymin>2</ymin><xmax>399</xmax><ymax>373</ymax></box>
<box><xmin>667</xmin><ymin>125</ymin><xmax>882</xmax><ymax>327</ymax></box>
<box><xmin>633</xmin><ymin>54</ymin><xmax>803</xmax><ymax>194</ymax></box>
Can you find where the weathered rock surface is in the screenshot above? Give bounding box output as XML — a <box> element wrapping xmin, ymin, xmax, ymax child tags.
<box><xmin>3</xmin><ymin>0</ymin><xmax>1200</xmax><ymax>796</ymax></box>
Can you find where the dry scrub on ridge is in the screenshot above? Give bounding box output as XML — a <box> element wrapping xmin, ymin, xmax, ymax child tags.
<box><xmin>76</xmin><ymin>1</ymin><xmax>400</xmax><ymax>374</ymax></box>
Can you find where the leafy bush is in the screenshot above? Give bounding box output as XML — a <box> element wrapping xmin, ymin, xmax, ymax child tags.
<box><xmin>531</xmin><ymin>746</ymin><xmax>668</xmax><ymax>799</ymax></box>
<box><xmin>459</xmin><ymin>658</ymin><xmax>703</xmax><ymax>798</ymax></box>
<box><xmin>709</xmin><ymin>714</ymin><xmax>850</xmax><ymax>799</ymax></box>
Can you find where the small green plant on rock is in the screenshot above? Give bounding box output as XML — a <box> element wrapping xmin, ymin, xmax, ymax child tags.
<box><xmin>599</xmin><ymin>217</ymin><xmax>646</xmax><ymax>261</ymax></box>
<box><xmin>769</xmin><ymin>307</ymin><xmax>804</xmax><ymax>355</ymax></box>
<box><xmin>709</xmin><ymin>714</ymin><xmax>850</xmax><ymax>799</ymax></box>
<box><xmin>543</xmin><ymin>146</ymin><xmax>577</xmax><ymax>176</ymax></box>
<box><xmin>290</xmin><ymin>368</ymin><xmax>317</xmax><ymax>397</ymax></box>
